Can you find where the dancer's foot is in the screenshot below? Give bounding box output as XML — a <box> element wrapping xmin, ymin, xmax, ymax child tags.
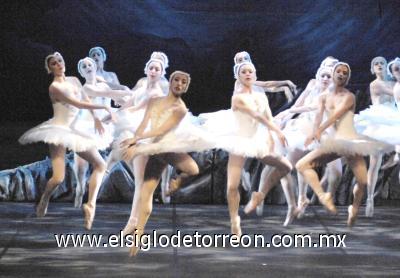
<box><xmin>256</xmin><ymin>200</ymin><xmax>264</xmax><ymax>216</ymax></box>
<box><xmin>381</xmin><ymin>153</ymin><xmax>399</xmax><ymax>170</ymax></box>
<box><xmin>318</xmin><ymin>192</ymin><xmax>337</xmax><ymax>215</ymax></box>
<box><xmin>347</xmin><ymin>205</ymin><xmax>358</xmax><ymax>227</ymax></box>
<box><xmin>129</xmin><ymin>228</ymin><xmax>144</xmax><ymax>257</ymax></box>
<box><xmin>296</xmin><ymin>197</ymin><xmax>310</xmax><ymax>219</ymax></box>
<box><xmin>230</xmin><ymin>216</ymin><xmax>242</xmax><ymax>238</ymax></box>
<box><xmin>365</xmin><ymin>197</ymin><xmax>374</xmax><ymax>217</ymax></box>
<box><xmin>241</xmin><ymin>169</ymin><xmax>251</xmax><ymax>192</ymax></box>
<box><xmin>244</xmin><ymin>192</ymin><xmax>265</xmax><ymax>214</ymax></box>
<box><xmin>283</xmin><ymin>206</ymin><xmax>300</xmax><ymax>227</ymax></box>
<box><xmin>82</xmin><ymin>203</ymin><xmax>95</xmax><ymax>230</ymax></box>
<box><xmin>165</xmin><ymin>178</ymin><xmax>181</xmax><ymax>197</ymax></box>
<box><xmin>122</xmin><ymin>217</ymin><xmax>138</xmax><ymax>236</ymax></box>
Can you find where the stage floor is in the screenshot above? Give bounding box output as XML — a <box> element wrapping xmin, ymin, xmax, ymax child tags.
<box><xmin>1</xmin><ymin>202</ymin><xmax>399</xmax><ymax>277</ymax></box>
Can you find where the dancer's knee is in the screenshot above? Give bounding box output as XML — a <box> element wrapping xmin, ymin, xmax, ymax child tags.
<box><xmin>295</xmin><ymin>159</ymin><xmax>310</xmax><ymax>173</ymax></box>
<box><xmin>93</xmin><ymin>159</ymin><xmax>107</xmax><ymax>173</ymax></box>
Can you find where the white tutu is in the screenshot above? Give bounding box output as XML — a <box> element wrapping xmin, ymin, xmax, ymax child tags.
<box><xmin>130</xmin><ymin>113</ymin><xmax>216</xmax><ymax>156</ymax></box>
<box><xmin>199</xmin><ymin>92</ymin><xmax>274</xmax><ymax>158</ymax></box>
<box><xmin>355</xmin><ymin>102</ymin><xmax>400</xmax><ymax>133</ymax></box>
<box><xmin>316</xmin><ymin>111</ymin><xmax>394</xmax><ymax>156</ymax></box>
<box><xmin>19</xmin><ymin>120</ymin><xmax>102</xmax><ymax>152</ymax></box>
<box><xmin>19</xmin><ymin>102</ymin><xmax>105</xmax><ymax>152</ymax></box>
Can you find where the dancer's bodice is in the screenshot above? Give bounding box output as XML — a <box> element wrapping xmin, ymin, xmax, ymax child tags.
<box><xmin>370</xmin><ymin>80</ymin><xmax>395</xmax><ymax>105</ymax></box>
<box><xmin>330</xmin><ymin>110</ymin><xmax>358</xmax><ymax>138</ymax></box>
<box><xmin>51</xmin><ymin>101</ymin><xmax>79</xmax><ymax>126</ymax></box>
<box><xmin>233</xmin><ymin>92</ymin><xmax>267</xmax><ymax>136</ymax></box>
<box><xmin>299</xmin><ymin>86</ymin><xmax>321</xmax><ymax>121</ymax></box>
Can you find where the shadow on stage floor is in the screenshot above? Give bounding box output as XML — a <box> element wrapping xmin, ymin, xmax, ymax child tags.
<box><xmin>1</xmin><ymin>202</ymin><xmax>399</xmax><ymax>277</ymax></box>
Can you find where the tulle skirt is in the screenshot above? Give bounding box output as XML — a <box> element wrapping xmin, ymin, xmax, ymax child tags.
<box><xmin>19</xmin><ymin>120</ymin><xmax>104</xmax><ymax>152</ymax></box>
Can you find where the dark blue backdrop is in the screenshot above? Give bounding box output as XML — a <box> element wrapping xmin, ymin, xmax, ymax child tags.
<box><xmin>1</xmin><ymin>0</ymin><xmax>399</xmax><ymax>121</ymax></box>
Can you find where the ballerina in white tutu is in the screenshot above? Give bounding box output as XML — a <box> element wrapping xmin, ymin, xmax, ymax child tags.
<box><xmin>272</xmin><ymin>57</ymin><xmax>342</xmax><ymax>219</ymax></box>
<box><xmin>19</xmin><ymin>52</ymin><xmax>114</xmax><ymax>230</ymax></box>
<box><xmin>296</xmin><ymin>62</ymin><xmax>393</xmax><ymax>226</ymax></box>
<box><xmin>104</xmin><ymin>56</ymin><xmax>170</xmax><ymax>235</ymax></box>
<box><xmin>73</xmin><ymin>57</ymin><xmax>132</xmax><ymax>208</ymax></box>
<box><xmin>120</xmin><ymin>71</ymin><xmax>213</xmax><ymax>256</ymax></box>
<box><xmin>203</xmin><ymin>61</ymin><xmax>292</xmax><ymax>236</ymax></box>
<box><xmin>354</xmin><ymin>56</ymin><xmax>397</xmax><ymax>217</ymax></box>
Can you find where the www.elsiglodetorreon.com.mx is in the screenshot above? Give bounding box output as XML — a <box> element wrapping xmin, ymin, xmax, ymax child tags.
<box><xmin>54</xmin><ymin>230</ymin><xmax>347</xmax><ymax>251</ymax></box>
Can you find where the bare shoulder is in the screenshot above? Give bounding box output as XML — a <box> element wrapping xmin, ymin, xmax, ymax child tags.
<box><xmin>173</xmin><ymin>101</ymin><xmax>188</xmax><ymax>116</ymax></box>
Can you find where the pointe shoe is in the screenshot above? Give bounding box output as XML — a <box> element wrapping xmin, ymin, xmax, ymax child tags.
<box><xmin>129</xmin><ymin>229</ymin><xmax>144</xmax><ymax>257</ymax></box>
<box><xmin>347</xmin><ymin>205</ymin><xmax>358</xmax><ymax>227</ymax></box>
<box><xmin>283</xmin><ymin>206</ymin><xmax>300</xmax><ymax>227</ymax></box>
<box><xmin>230</xmin><ymin>216</ymin><xmax>242</xmax><ymax>238</ymax></box>
<box><xmin>244</xmin><ymin>192</ymin><xmax>265</xmax><ymax>214</ymax></box>
<box><xmin>82</xmin><ymin>204</ymin><xmax>95</xmax><ymax>230</ymax></box>
<box><xmin>122</xmin><ymin>218</ymin><xmax>138</xmax><ymax>236</ymax></box>
<box><xmin>318</xmin><ymin>192</ymin><xmax>337</xmax><ymax>215</ymax></box>
<box><xmin>296</xmin><ymin>197</ymin><xmax>310</xmax><ymax>219</ymax></box>
<box><xmin>36</xmin><ymin>194</ymin><xmax>50</xmax><ymax>218</ymax></box>
<box><xmin>256</xmin><ymin>200</ymin><xmax>264</xmax><ymax>216</ymax></box>
<box><xmin>241</xmin><ymin>170</ymin><xmax>251</xmax><ymax>192</ymax></box>
<box><xmin>365</xmin><ymin>198</ymin><xmax>374</xmax><ymax>217</ymax></box>
<box><xmin>165</xmin><ymin>178</ymin><xmax>180</xmax><ymax>197</ymax></box>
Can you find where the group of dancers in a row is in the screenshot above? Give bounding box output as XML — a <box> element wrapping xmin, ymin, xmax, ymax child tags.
<box><xmin>18</xmin><ymin>47</ymin><xmax>400</xmax><ymax>256</ymax></box>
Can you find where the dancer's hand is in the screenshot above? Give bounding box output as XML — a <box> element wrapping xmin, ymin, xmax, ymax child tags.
<box><xmin>94</xmin><ymin>118</ymin><xmax>105</xmax><ymax>135</ymax></box>
<box><xmin>120</xmin><ymin>137</ymin><xmax>138</xmax><ymax>148</ymax></box>
<box><xmin>122</xmin><ymin>145</ymin><xmax>137</xmax><ymax>161</ymax></box>
<box><xmin>314</xmin><ymin>128</ymin><xmax>322</xmax><ymax>141</ymax></box>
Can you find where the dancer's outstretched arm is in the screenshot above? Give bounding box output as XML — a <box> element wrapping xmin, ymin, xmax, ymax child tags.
<box><xmin>83</xmin><ymin>83</ymin><xmax>131</xmax><ymax>101</ymax></box>
<box><xmin>255</xmin><ymin>80</ymin><xmax>296</xmax><ymax>92</ymax></box>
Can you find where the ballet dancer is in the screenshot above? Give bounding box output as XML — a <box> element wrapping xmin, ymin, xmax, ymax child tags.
<box><xmin>19</xmin><ymin>52</ymin><xmax>114</xmax><ymax>230</ymax></box>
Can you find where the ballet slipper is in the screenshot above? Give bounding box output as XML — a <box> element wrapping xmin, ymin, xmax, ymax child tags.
<box><xmin>244</xmin><ymin>192</ymin><xmax>265</xmax><ymax>214</ymax></box>
<box><xmin>230</xmin><ymin>216</ymin><xmax>242</xmax><ymax>238</ymax></box>
<box><xmin>122</xmin><ymin>217</ymin><xmax>138</xmax><ymax>236</ymax></box>
<box><xmin>165</xmin><ymin>178</ymin><xmax>181</xmax><ymax>196</ymax></box>
<box><xmin>283</xmin><ymin>206</ymin><xmax>300</xmax><ymax>227</ymax></box>
<box><xmin>296</xmin><ymin>197</ymin><xmax>310</xmax><ymax>219</ymax></box>
<box><xmin>318</xmin><ymin>192</ymin><xmax>337</xmax><ymax>215</ymax></box>
<box><xmin>82</xmin><ymin>203</ymin><xmax>95</xmax><ymax>230</ymax></box>
<box><xmin>365</xmin><ymin>197</ymin><xmax>374</xmax><ymax>218</ymax></box>
<box><xmin>36</xmin><ymin>194</ymin><xmax>50</xmax><ymax>218</ymax></box>
<box><xmin>256</xmin><ymin>200</ymin><xmax>264</xmax><ymax>216</ymax></box>
<box><xmin>129</xmin><ymin>229</ymin><xmax>144</xmax><ymax>257</ymax></box>
<box><xmin>347</xmin><ymin>205</ymin><xmax>358</xmax><ymax>227</ymax></box>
